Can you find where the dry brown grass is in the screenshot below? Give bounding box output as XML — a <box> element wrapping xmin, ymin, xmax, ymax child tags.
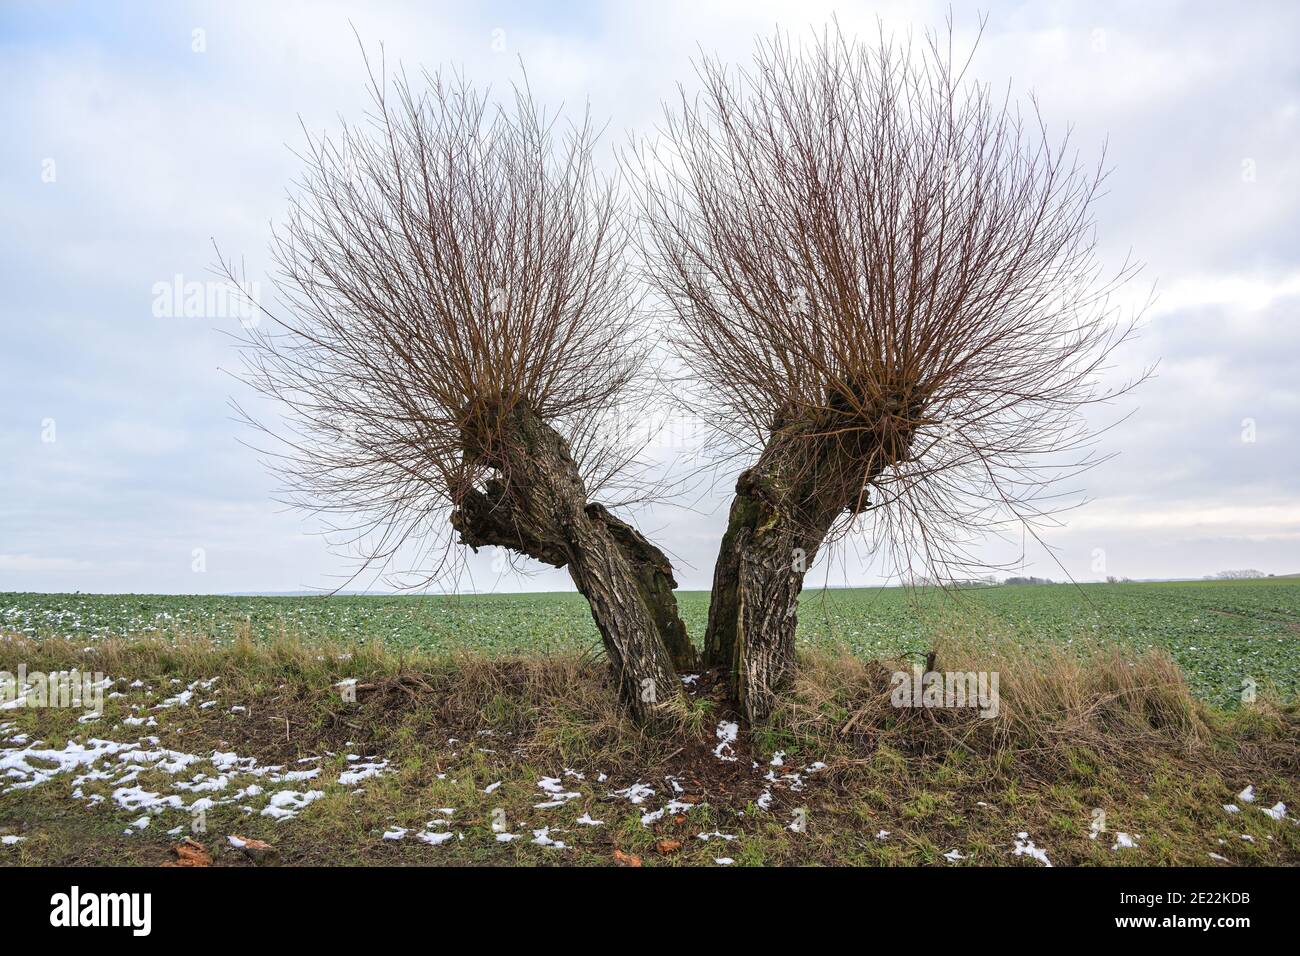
<box><xmin>774</xmin><ymin>637</ymin><xmax>1297</xmax><ymax>784</ymax></box>
<box><xmin>4</xmin><ymin>629</ymin><xmax>1298</xmax><ymax>866</ymax></box>
<box><xmin>0</xmin><ymin>629</ymin><xmax>689</xmax><ymax>770</ymax></box>
<box><xmin>6</xmin><ymin>628</ymin><xmax>1292</xmax><ymax>784</ymax></box>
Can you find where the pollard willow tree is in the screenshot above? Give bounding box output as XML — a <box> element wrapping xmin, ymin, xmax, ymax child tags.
<box><xmin>233</xmin><ymin>65</ymin><xmax>695</xmax><ymax>724</ymax></box>
<box><xmin>234</xmin><ymin>27</ymin><xmax>1141</xmax><ymax>727</ymax></box>
<box><xmin>632</xmin><ymin>24</ymin><xmax>1141</xmax><ymax>720</ymax></box>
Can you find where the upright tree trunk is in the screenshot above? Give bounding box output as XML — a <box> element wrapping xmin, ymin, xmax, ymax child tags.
<box><xmin>450</xmin><ymin>402</ymin><xmax>692</xmax><ymax>723</ymax></box>
<box><xmin>705</xmin><ymin>416</ymin><xmax>894</xmax><ymax>722</ymax></box>
<box><xmin>703</xmin><ymin>454</ymin><xmax>843</xmax><ymax>722</ymax></box>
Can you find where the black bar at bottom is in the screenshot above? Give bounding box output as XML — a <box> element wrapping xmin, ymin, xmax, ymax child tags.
<box><xmin>0</xmin><ymin>865</ymin><xmax>1284</xmax><ymax>942</ymax></box>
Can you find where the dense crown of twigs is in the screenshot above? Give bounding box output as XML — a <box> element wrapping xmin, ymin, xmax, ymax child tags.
<box><xmin>233</xmin><ymin>64</ymin><xmax>647</xmax><ymax>584</ymax></box>
<box><xmin>632</xmin><ymin>23</ymin><xmax>1146</xmax><ymax>578</ymax></box>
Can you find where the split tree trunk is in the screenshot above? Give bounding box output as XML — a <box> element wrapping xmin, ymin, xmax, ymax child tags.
<box><xmin>450</xmin><ymin>402</ymin><xmax>693</xmax><ymax>724</ymax></box>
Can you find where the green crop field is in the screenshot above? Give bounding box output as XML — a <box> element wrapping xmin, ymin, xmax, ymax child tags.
<box><xmin>3</xmin><ymin>577</ymin><xmax>1298</xmax><ymax>708</ymax></box>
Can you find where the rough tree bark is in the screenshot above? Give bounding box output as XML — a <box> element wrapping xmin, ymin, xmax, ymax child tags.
<box><xmin>450</xmin><ymin>402</ymin><xmax>693</xmax><ymax>723</ymax></box>
<box><xmin>702</xmin><ymin>433</ymin><xmax>850</xmax><ymax>722</ymax></box>
<box><xmin>704</xmin><ymin>402</ymin><xmax>909</xmax><ymax>722</ymax></box>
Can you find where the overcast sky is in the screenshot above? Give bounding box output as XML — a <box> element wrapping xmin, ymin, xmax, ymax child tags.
<box><xmin>1</xmin><ymin>0</ymin><xmax>1297</xmax><ymax>595</ymax></box>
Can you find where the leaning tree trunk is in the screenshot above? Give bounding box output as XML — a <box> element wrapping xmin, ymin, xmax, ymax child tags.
<box><xmin>704</xmin><ymin>414</ymin><xmax>898</xmax><ymax>722</ymax></box>
<box><xmin>450</xmin><ymin>401</ymin><xmax>693</xmax><ymax>723</ymax></box>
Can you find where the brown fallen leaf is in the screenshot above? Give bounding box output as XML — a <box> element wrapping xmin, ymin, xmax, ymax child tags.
<box><xmin>613</xmin><ymin>848</ymin><xmax>642</xmax><ymax>867</ymax></box>
<box><xmin>656</xmin><ymin>839</ymin><xmax>683</xmax><ymax>854</ymax></box>
<box><xmin>164</xmin><ymin>838</ymin><xmax>211</xmax><ymax>867</ymax></box>
<box><xmin>228</xmin><ymin>834</ymin><xmax>280</xmax><ymax>866</ymax></box>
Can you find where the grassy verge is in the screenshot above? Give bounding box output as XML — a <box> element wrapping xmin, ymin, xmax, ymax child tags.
<box><xmin>6</xmin><ymin>577</ymin><xmax>1299</xmax><ymax>707</ymax></box>
<box><xmin>1</xmin><ymin>632</ymin><xmax>1297</xmax><ymax>866</ymax></box>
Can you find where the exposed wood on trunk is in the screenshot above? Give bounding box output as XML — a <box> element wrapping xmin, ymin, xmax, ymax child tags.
<box><xmin>702</xmin><ymin>492</ymin><xmax>753</xmax><ymax>688</ymax></box>
<box><xmin>705</xmin><ymin>409</ymin><xmax>901</xmax><ymax>722</ymax></box>
<box><xmin>450</xmin><ymin>402</ymin><xmax>690</xmax><ymax>722</ymax></box>
<box><xmin>587</xmin><ymin>503</ymin><xmax>698</xmax><ymax>671</ymax></box>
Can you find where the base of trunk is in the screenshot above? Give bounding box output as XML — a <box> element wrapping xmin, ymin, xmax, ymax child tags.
<box><xmin>450</xmin><ymin>402</ymin><xmax>691</xmax><ymax>724</ymax></box>
<box><xmin>704</xmin><ymin>418</ymin><xmax>885</xmax><ymax>722</ymax></box>
<box><xmin>703</xmin><ymin>466</ymin><xmax>812</xmax><ymax>722</ymax></box>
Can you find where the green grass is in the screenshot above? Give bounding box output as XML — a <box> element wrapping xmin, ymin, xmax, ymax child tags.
<box><xmin>4</xmin><ymin>577</ymin><xmax>1299</xmax><ymax>707</ymax></box>
<box><xmin>1</xmin><ymin>634</ymin><xmax>1296</xmax><ymax>867</ymax></box>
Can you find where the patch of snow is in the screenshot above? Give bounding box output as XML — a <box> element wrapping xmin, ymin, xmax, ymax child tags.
<box><xmin>639</xmin><ymin>799</ymin><xmax>695</xmax><ymax>828</ymax></box>
<box><xmin>175</xmin><ymin>774</ymin><xmax>230</xmax><ymax>794</ymax></box>
<box><xmin>1111</xmin><ymin>832</ymin><xmax>1138</xmax><ymax>851</ymax></box>
<box><xmin>713</xmin><ymin>720</ymin><xmax>739</xmax><ymax>761</ymax></box>
<box><xmin>260</xmin><ymin>789</ymin><xmax>325</xmax><ymax>821</ymax></box>
<box><xmin>275</xmin><ymin>768</ymin><xmax>320</xmax><ymax>783</ymax></box>
<box><xmin>112</xmin><ymin>786</ymin><xmax>184</xmax><ymax>813</ymax></box>
<box><xmin>534</xmin><ymin>777</ymin><xmax>581</xmax><ymax>808</ymax></box>
<box><xmin>612</xmin><ymin>783</ymin><xmax>655</xmax><ymax>804</ymax></box>
<box><xmin>155</xmin><ymin>689</ymin><xmax>193</xmax><ymax>709</ymax></box>
<box><xmin>1012</xmin><ymin>832</ymin><xmax>1051</xmax><ymax>867</ymax></box>
<box><xmin>1</xmin><ymin>738</ymin><xmax>140</xmax><ymax>791</ymax></box>
<box><xmin>530</xmin><ymin>827</ymin><xmax>566</xmax><ymax>849</ymax></box>
<box><xmin>338</xmin><ymin>760</ymin><xmax>389</xmax><ymax>786</ymax></box>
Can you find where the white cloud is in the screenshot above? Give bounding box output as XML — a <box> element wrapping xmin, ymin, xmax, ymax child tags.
<box><xmin>2</xmin><ymin>0</ymin><xmax>1298</xmax><ymax>590</ymax></box>
<box><xmin>1150</xmin><ymin>272</ymin><xmax>1300</xmax><ymax>317</ymax></box>
<box><xmin>0</xmin><ymin>554</ymin><xmax>95</xmax><ymax>573</ymax></box>
<box><xmin>1056</xmin><ymin>503</ymin><xmax>1300</xmax><ymax>535</ymax></box>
